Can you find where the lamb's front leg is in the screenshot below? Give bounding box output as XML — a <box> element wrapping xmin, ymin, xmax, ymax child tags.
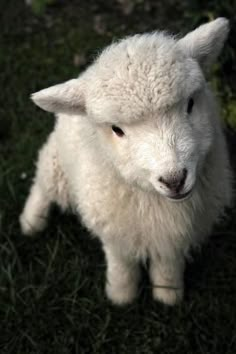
<box><xmin>149</xmin><ymin>252</ymin><xmax>185</xmax><ymax>306</ymax></box>
<box><xmin>103</xmin><ymin>244</ymin><xmax>140</xmax><ymax>305</ymax></box>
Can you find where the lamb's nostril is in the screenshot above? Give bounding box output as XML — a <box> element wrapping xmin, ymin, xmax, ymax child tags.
<box><xmin>178</xmin><ymin>168</ymin><xmax>187</xmax><ymax>191</ymax></box>
<box><xmin>159</xmin><ymin>168</ymin><xmax>188</xmax><ymax>193</ymax></box>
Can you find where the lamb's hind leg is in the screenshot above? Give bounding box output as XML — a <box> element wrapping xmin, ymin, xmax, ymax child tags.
<box><xmin>20</xmin><ymin>133</ymin><xmax>69</xmax><ymax>236</ymax></box>
<box><xmin>20</xmin><ymin>182</ymin><xmax>51</xmax><ymax>236</ymax></box>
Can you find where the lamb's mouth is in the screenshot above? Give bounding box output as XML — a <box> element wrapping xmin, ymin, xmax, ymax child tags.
<box><xmin>166</xmin><ymin>189</ymin><xmax>193</xmax><ymax>202</ymax></box>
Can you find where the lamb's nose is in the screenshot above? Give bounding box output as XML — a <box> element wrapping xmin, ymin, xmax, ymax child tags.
<box><xmin>159</xmin><ymin>168</ymin><xmax>187</xmax><ymax>193</ymax></box>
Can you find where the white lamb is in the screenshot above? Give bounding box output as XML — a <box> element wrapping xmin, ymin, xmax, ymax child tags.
<box><xmin>20</xmin><ymin>18</ymin><xmax>232</xmax><ymax>306</ymax></box>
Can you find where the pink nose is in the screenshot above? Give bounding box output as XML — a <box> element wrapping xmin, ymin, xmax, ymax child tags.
<box><xmin>158</xmin><ymin>168</ymin><xmax>187</xmax><ymax>193</ymax></box>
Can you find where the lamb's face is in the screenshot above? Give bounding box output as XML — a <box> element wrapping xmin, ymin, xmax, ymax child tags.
<box><xmin>31</xmin><ymin>18</ymin><xmax>229</xmax><ymax>201</ymax></box>
<box><xmin>87</xmin><ymin>34</ymin><xmax>215</xmax><ymax>201</ymax></box>
<box><xmin>96</xmin><ymin>87</ymin><xmax>214</xmax><ymax>201</ymax></box>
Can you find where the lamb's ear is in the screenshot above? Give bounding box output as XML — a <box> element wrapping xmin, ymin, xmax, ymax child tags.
<box><xmin>178</xmin><ymin>18</ymin><xmax>229</xmax><ymax>69</ymax></box>
<box><xmin>31</xmin><ymin>78</ymin><xmax>86</xmax><ymax>115</ymax></box>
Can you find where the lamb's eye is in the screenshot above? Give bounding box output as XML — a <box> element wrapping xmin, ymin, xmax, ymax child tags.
<box><xmin>187</xmin><ymin>98</ymin><xmax>194</xmax><ymax>114</ymax></box>
<box><xmin>112</xmin><ymin>125</ymin><xmax>125</xmax><ymax>137</ymax></box>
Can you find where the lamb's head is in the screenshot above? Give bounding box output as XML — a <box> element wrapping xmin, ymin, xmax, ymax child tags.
<box><xmin>32</xmin><ymin>18</ymin><xmax>229</xmax><ymax>201</ymax></box>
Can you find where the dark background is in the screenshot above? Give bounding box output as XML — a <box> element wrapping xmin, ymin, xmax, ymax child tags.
<box><xmin>0</xmin><ymin>1</ymin><xmax>236</xmax><ymax>353</ymax></box>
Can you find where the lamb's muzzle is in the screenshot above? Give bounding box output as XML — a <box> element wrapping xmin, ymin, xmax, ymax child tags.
<box><xmin>158</xmin><ymin>168</ymin><xmax>187</xmax><ymax>192</ymax></box>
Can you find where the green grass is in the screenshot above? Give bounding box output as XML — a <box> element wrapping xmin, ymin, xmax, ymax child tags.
<box><xmin>0</xmin><ymin>1</ymin><xmax>236</xmax><ymax>353</ymax></box>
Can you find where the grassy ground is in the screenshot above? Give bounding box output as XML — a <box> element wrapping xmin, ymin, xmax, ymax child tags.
<box><xmin>0</xmin><ymin>1</ymin><xmax>236</xmax><ymax>353</ymax></box>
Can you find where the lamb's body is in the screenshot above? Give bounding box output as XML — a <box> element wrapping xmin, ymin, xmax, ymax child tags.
<box><xmin>20</xmin><ymin>18</ymin><xmax>232</xmax><ymax>305</ymax></box>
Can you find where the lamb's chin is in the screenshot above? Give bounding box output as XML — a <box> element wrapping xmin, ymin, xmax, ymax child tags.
<box><xmin>166</xmin><ymin>189</ymin><xmax>193</xmax><ymax>202</ymax></box>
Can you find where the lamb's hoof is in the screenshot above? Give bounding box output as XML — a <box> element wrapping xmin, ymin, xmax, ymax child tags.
<box><xmin>19</xmin><ymin>213</ymin><xmax>47</xmax><ymax>236</ymax></box>
<box><xmin>105</xmin><ymin>282</ymin><xmax>137</xmax><ymax>306</ymax></box>
<box><xmin>153</xmin><ymin>286</ymin><xmax>183</xmax><ymax>306</ymax></box>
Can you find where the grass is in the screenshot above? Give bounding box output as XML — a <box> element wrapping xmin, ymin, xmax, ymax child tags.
<box><xmin>0</xmin><ymin>1</ymin><xmax>236</xmax><ymax>353</ymax></box>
